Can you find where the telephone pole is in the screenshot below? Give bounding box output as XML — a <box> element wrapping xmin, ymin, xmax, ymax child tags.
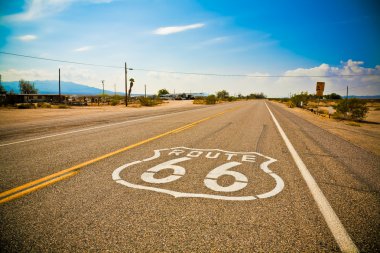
<box><xmin>145</xmin><ymin>84</ymin><xmax>147</xmax><ymax>98</ymax></box>
<box><xmin>58</xmin><ymin>68</ymin><xmax>61</xmax><ymax>103</ymax></box>
<box><xmin>124</xmin><ymin>62</ymin><xmax>133</xmax><ymax>106</ymax></box>
<box><xmin>125</xmin><ymin>62</ymin><xmax>128</xmax><ymax>106</ymax></box>
<box><xmin>101</xmin><ymin>80</ymin><xmax>105</xmax><ymax>103</ymax></box>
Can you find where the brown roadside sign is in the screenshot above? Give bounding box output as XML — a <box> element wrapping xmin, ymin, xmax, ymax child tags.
<box><xmin>316</xmin><ymin>82</ymin><xmax>325</xmax><ymax>96</ymax></box>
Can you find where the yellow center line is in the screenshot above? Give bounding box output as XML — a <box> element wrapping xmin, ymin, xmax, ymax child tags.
<box><xmin>0</xmin><ymin>106</ymin><xmax>241</xmax><ymax>204</ymax></box>
<box><xmin>0</xmin><ymin>171</ymin><xmax>79</xmax><ymax>204</ymax></box>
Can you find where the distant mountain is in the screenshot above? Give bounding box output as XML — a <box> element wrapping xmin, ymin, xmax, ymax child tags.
<box><xmin>348</xmin><ymin>95</ymin><xmax>380</xmax><ymax>99</ymax></box>
<box><xmin>2</xmin><ymin>80</ymin><xmax>125</xmax><ymax>95</ymax></box>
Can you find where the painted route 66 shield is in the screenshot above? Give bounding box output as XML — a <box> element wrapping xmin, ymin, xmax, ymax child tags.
<box><xmin>112</xmin><ymin>147</ymin><xmax>284</xmax><ymax>201</ymax></box>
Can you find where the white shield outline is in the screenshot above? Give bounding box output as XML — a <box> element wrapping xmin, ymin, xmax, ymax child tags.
<box><xmin>112</xmin><ymin>147</ymin><xmax>284</xmax><ymax>201</ymax></box>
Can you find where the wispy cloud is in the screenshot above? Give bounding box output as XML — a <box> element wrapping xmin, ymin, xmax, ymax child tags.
<box><xmin>74</xmin><ymin>46</ymin><xmax>92</xmax><ymax>52</ymax></box>
<box><xmin>2</xmin><ymin>0</ymin><xmax>113</xmax><ymax>22</ymax></box>
<box><xmin>3</xmin><ymin>0</ymin><xmax>71</xmax><ymax>22</ymax></box>
<box><xmin>17</xmin><ymin>34</ymin><xmax>38</xmax><ymax>41</ymax></box>
<box><xmin>274</xmin><ymin>60</ymin><xmax>380</xmax><ymax>96</ymax></box>
<box><xmin>153</xmin><ymin>23</ymin><xmax>205</xmax><ymax>35</ymax></box>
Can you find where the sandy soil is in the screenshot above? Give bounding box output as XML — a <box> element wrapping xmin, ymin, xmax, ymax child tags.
<box><xmin>0</xmin><ymin>100</ymin><xmax>198</xmax><ymax>125</ymax></box>
<box><xmin>272</xmin><ymin>101</ymin><xmax>380</xmax><ymax>156</ymax></box>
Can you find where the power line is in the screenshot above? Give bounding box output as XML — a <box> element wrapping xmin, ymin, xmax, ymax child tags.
<box><xmin>0</xmin><ymin>51</ymin><xmax>123</xmax><ymax>69</ymax></box>
<box><xmin>1</xmin><ymin>51</ymin><xmax>379</xmax><ymax>78</ymax></box>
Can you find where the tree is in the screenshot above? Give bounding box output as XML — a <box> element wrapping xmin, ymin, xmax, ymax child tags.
<box><xmin>0</xmin><ymin>83</ymin><xmax>6</xmax><ymax>94</ymax></box>
<box><xmin>158</xmin><ymin>89</ymin><xmax>169</xmax><ymax>96</ymax></box>
<box><xmin>128</xmin><ymin>78</ymin><xmax>135</xmax><ymax>98</ymax></box>
<box><xmin>216</xmin><ymin>90</ymin><xmax>229</xmax><ymax>99</ymax></box>
<box><xmin>335</xmin><ymin>98</ymin><xmax>369</xmax><ymax>121</ymax></box>
<box><xmin>290</xmin><ymin>92</ymin><xmax>310</xmax><ymax>107</ymax></box>
<box><xmin>324</xmin><ymin>93</ymin><xmax>342</xmax><ymax>99</ymax></box>
<box><xmin>19</xmin><ymin>79</ymin><xmax>38</xmax><ymax>94</ymax></box>
<box><xmin>247</xmin><ymin>92</ymin><xmax>266</xmax><ymax>99</ymax></box>
<box><xmin>205</xmin><ymin>95</ymin><xmax>217</xmax><ymax>104</ymax></box>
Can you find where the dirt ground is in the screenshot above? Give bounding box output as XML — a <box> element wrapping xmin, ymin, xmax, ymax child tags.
<box><xmin>272</xmin><ymin>101</ymin><xmax>380</xmax><ymax>156</ymax></box>
<box><xmin>0</xmin><ymin>100</ymin><xmax>197</xmax><ymax>125</ymax></box>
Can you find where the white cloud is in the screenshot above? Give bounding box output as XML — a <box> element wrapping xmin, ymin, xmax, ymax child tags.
<box><xmin>1</xmin><ymin>68</ymin><xmax>56</xmax><ymax>81</ymax></box>
<box><xmin>1</xmin><ymin>60</ymin><xmax>378</xmax><ymax>97</ymax></box>
<box><xmin>74</xmin><ymin>46</ymin><xmax>93</xmax><ymax>52</ymax></box>
<box><xmin>2</xmin><ymin>0</ymin><xmax>113</xmax><ymax>22</ymax></box>
<box><xmin>153</xmin><ymin>23</ymin><xmax>205</xmax><ymax>35</ymax></box>
<box><xmin>3</xmin><ymin>0</ymin><xmax>72</xmax><ymax>22</ymax></box>
<box><xmin>273</xmin><ymin>60</ymin><xmax>380</xmax><ymax>97</ymax></box>
<box><xmin>17</xmin><ymin>34</ymin><xmax>38</xmax><ymax>41</ymax></box>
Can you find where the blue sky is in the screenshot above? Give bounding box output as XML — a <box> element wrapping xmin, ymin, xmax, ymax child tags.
<box><xmin>0</xmin><ymin>0</ymin><xmax>379</xmax><ymax>97</ymax></box>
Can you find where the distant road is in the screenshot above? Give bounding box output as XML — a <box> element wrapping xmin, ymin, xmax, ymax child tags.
<box><xmin>1</xmin><ymin>100</ymin><xmax>379</xmax><ymax>252</ymax></box>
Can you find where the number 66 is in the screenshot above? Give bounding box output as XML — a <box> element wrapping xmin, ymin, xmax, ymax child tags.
<box><xmin>141</xmin><ymin>158</ymin><xmax>248</xmax><ymax>193</ymax></box>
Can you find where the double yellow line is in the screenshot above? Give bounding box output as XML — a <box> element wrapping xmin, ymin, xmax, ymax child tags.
<box><xmin>0</xmin><ymin>106</ymin><xmax>240</xmax><ymax>204</ymax></box>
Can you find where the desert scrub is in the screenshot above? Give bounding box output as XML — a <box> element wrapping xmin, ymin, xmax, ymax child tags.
<box><xmin>37</xmin><ymin>102</ymin><xmax>52</xmax><ymax>108</ymax></box>
<box><xmin>17</xmin><ymin>103</ymin><xmax>36</xmax><ymax>109</ymax></box>
<box><xmin>205</xmin><ymin>95</ymin><xmax>217</xmax><ymax>105</ymax></box>
<box><xmin>57</xmin><ymin>104</ymin><xmax>70</xmax><ymax>109</ymax></box>
<box><xmin>335</xmin><ymin>98</ymin><xmax>369</xmax><ymax>121</ymax></box>
<box><xmin>111</xmin><ymin>100</ymin><xmax>119</xmax><ymax>106</ymax></box>
<box><xmin>138</xmin><ymin>97</ymin><xmax>161</xmax><ymax>106</ymax></box>
<box><xmin>193</xmin><ymin>99</ymin><xmax>205</xmax><ymax>104</ymax></box>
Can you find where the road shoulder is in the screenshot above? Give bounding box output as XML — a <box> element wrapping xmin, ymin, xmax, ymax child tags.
<box><xmin>269</xmin><ymin>101</ymin><xmax>380</xmax><ymax>156</ymax></box>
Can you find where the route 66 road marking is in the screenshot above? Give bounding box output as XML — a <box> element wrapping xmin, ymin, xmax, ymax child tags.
<box><xmin>112</xmin><ymin>147</ymin><xmax>284</xmax><ymax>201</ymax></box>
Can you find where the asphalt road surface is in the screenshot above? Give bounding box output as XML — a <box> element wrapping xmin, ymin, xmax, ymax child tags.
<box><xmin>0</xmin><ymin>100</ymin><xmax>379</xmax><ymax>252</ymax></box>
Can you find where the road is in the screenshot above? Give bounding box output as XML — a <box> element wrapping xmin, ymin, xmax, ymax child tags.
<box><xmin>0</xmin><ymin>100</ymin><xmax>379</xmax><ymax>252</ymax></box>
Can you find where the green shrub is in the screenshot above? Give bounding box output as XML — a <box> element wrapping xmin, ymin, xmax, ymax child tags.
<box><xmin>37</xmin><ymin>102</ymin><xmax>52</xmax><ymax>108</ymax></box>
<box><xmin>17</xmin><ymin>103</ymin><xmax>35</xmax><ymax>109</ymax></box>
<box><xmin>193</xmin><ymin>99</ymin><xmax>205</xmax><ymax>104</ymax></box>
<box><xmin>111</xmin><ymin>100</ymin><xmax>119</xmax><ymax>106</ymax></box>
<box><xmin>139</xmin><ymin>97</ymin><xmax>159</xmax><ymax>106</ymax></box>
<box><xmin>205</xmin><ymin>95</ymin><xmax>217</xmax><ymax>105</ymax></box>
<box><xmin>290</xmin><ymin>92</ymin><xmax>311</xmax><ymax>108</ymax></box>
<box><xmin>335</xmin><ymin>98</ymin><xmax>369</xmax><ymax>121</ymax></box>
<box><xmin>58</xmin><ymin>104</ymin><xmax>70</xmax><ymax>109</ymax></box>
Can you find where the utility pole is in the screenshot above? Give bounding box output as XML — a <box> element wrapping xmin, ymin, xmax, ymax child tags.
<box><xmin>114</xmin><ymin>83</ymin><xmax>116</xmax><ymax>96</ymax></box>
<box><xmin>125</xmin><ymin>62</ymin><xmax>128</xmax><ymax>106</ymax></box>
<box><xmin>102</xmin><ymin>80</ymin><xmax>105</xmax><ymax>103</ymax></box>
<box><xmin>58</xmin><ymin>68</ymin><xmax>61</xmax><ymax>103</ymax></box>
<box><xmin>144</xmin><ymin>84</ymin><xmax>147</xmax><ymax>98</ymax></box>
<box><xmin>346</xmin><ymin>85</ymin><xmax>349</xmax><ymax>111</ymax></box>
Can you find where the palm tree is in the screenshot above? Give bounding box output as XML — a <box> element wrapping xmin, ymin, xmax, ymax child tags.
<box><xmin>128</xmin><ymin>78</ymin><xmax>135</xmax><ymax>99</ymax></box>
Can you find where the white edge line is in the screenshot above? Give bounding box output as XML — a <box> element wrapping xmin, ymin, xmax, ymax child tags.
<box><xmin>265</xmin><ymin>101</ymin><xmax>359</xmax><ymax>253</ymax></box>
<box><xmin>0</xmin><ymin>106</ymin><xmax>212</xmax><ymax>147</ymax></box>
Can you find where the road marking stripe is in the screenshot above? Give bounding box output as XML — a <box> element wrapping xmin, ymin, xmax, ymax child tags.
<box><xmin>0</xmin><ymin>106</ymin><xmax>215</xmax><ymax>147</ymax></box>
<box><xmin>0</xmin><ymin>106</ymin><xmax>239</xmax><ymax>204</ymax></box>
<box><xmin>0</xmin><ymin>171</ymin><xmax>78</xmax><ymax>204</ymax></box>
<box><xmin>265</xmin><ymin>102</ymin><xmax>359</xmax><ymax>253</ymax></box>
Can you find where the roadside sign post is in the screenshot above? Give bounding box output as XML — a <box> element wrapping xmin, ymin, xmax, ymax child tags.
<box><xmin>58</xmin><ymin>68</ymin><xmax>61</xmax><ymax>103</ymax></box>
<box><xmin>316</xmin><ymin>82</ymin><xmax>325</xmax><ymax>97</ymax></box>
<box><xmin>316</xmin><ymin>82</ymin><xmax>325</xmax><ymax>115</ymax></box>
